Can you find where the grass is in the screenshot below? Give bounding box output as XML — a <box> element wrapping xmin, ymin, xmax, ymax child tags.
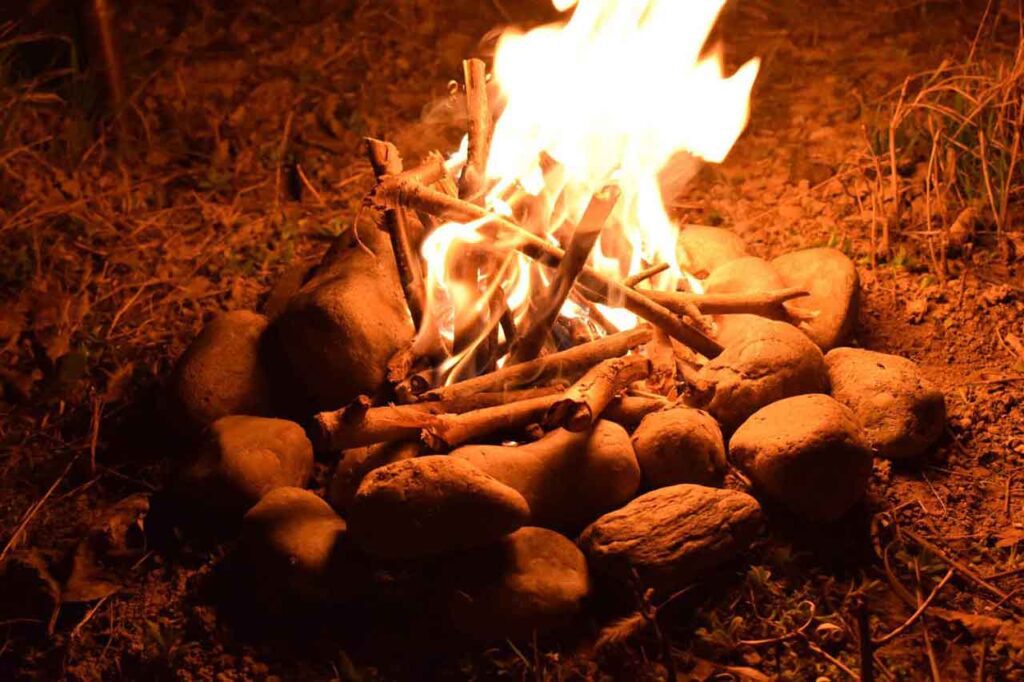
<box><xmin>864</xmin><ymin>2</ymin><xmax>1024</xmax><ymax>276</ymax></box>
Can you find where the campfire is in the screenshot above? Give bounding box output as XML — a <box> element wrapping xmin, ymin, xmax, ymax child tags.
<box><xmin>164</xmin><ymin>0</ymin><xmax>946</xmax><ymax>646</ymax></box>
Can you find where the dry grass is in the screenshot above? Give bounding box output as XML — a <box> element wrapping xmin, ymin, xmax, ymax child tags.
<box><xmin>864</xmin><ymin>2</ymin><xmax>1024</xmax><ymax>274</ymax></box>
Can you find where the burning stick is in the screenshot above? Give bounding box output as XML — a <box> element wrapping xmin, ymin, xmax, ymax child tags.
<box><xmin>458</xmin><ymin>58</ymin><xmax>493</xmax><ymax>204</ymax></box>
<box><xmin>645</xmin><ymin>287</ymin><xmax>810</xmax><ymax>316</ymax></box>
<box><xmin>509</xmin><ymin>187</ymin><xmax>619</xmax><ymax>364</ymax></box>
<box><xmin>623</xmin><ymin>262</ymin><xmax>670</xmax><ymax>287</ymax></box>
<box><xmin>366</xmin><ymin>139</ymin><xmax>427</xmax><ymax>327</ymax></box>
<box><xmin>571</xmin><ymin>287</ymin><xmax>620</xmax><ymax>335</ymax></box>
<box><xmin>371</xmin><ymin>179</ymin><xmax>723</xmax><ymax>358</ymax></box>
<box><xmin>422</xmin><ymin>393</ymin><xmax>561</xmax><ymax>451</ymax></box>
<box><xmin>544</xmin><ymin>354</ymin><xmax>651</xmax><ymax>431</ymax></box>
<box><xmin>313</xmin><ymin>387</ymin><xmax>561</xmax><ymax>451</ymax></box>
<box><xmin>423</xmin><ymin>326</ymin><xmax>652</xmax><ymax>403</ymax></box>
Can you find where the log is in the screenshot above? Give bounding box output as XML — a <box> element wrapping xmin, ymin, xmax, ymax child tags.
<box><xmin>313</xmin><ymin>387</ymin><xmax>561</xmax><ymax>451</ymax></box>
<box><xmin>366</xmin><ymin>139</ymin><xmax>427</xmax><ymax>328</ymax></box>
<box><xmin>422</xmin><ymin>326</ymin><xmax>652</xmax><ymax>403</ymax></box>
<box><xmin>544</xmin><ymin>354</ymin><xmax>652</xmax><ymax>431</ymax></box>
<box><xmin>509</xmin><ymin>186</ymin><xmax>619</xmax><ymax>364</ymax></box>
<box><xmin>421</xmin><ymin>394</ymin><xmax>562</xmax><ymax>451</ymax></box>
<box><xmin>371</xmin><ymin>179</ymin><xmax>723</xmax><ymax>358</ymax></box>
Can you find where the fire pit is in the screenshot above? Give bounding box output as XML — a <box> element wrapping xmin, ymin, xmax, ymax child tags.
<box><xmin>165</xmin><ymin>0</ymin><xmax>946</xmax><ymax>645</ymax></box>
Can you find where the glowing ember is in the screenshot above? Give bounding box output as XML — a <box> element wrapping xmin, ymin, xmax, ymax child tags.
<box><xmin>419</xmin><ymin>0</ymin><xmax>759</xmax><ymax>375</ymax></box>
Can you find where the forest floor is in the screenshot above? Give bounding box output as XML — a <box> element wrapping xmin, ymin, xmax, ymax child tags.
<box><xmin>2</xmin><ymin>0</ymin><xmax>1024</xmax><ymax>679</ymax></box>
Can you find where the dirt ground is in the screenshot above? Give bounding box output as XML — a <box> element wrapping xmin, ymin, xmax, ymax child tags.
<box><xmin>2</xmin><ymin>0</ymin><xmax>1024</xmax><ymax>679</ymax></box>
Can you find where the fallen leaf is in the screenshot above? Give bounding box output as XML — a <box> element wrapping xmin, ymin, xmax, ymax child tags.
<box><xmin>63</xmin><ymin>494</ymin><xmax>150</xmax><ymax>603</ymax></box>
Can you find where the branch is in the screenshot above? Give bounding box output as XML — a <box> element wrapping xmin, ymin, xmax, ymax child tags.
<box><xmin>544</xmin><ymin>354</ymin><xmax>651</xmax><ymax>431</ymax></box>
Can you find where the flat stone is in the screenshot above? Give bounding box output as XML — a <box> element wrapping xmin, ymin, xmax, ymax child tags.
<box><xmin>729</xmin><ymin>394</ymin><xmax>872</xmax><ymax>522</ymax></box>
<box><xmin>631</xmin><ymin>407</ymin><xmax>726</xmax><ymax>488</ymax></box>
<box><xmin>826</xmin><ymin>348</ymin><xmax>945</xmax><ymax>459</ymax></box>
<box><xmin>579</xmin><ymin>485</ymin><xmax>762</xmax><ymax>596</ymax></box>
<box><xmin>180</xmin><ymin>416</ymin><xmax>313</xmax><ymax>518</ymax></box>
<box><xmin>676</xmin><ymin>225</ymin><xmax>749</xmax><ymax>278</ymax></box>
<box><xmin>696</xmin><ymin>319</ymin><xmax>829</xmax><ymax>431</ymax></box>
<box><xmin>447</xmin><ymin>527</ymin><xmax>589</xmax><ymax>640</ymax></box>
<box><xmin>167</xmin><ymin>310</ymin><xmax>271</xmax><ymax>433</ymax></box>
<box><xmin>267</xmin><ymin>228</ymin><xmax>414</xmax><ymax>412</ymax></box>
<box><xmin>772</xmin><ymin>247</ymin><xmax>859</xmax><ymax>350</ymax></box>
<box><xmin>239</xmin><ymin>487</ymin><xmax>349</xmax><ymax>601</ymax></box>
<box><xmin>349</xmin><ymin>456</ymin><xmax>530</xmax><ymax>559</ymax></box>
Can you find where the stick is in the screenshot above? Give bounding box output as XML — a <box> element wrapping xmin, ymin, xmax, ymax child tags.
<box><xmin>571</xmin><ymin>288</ymin><xmax>620</xmax><ymax>335</ymax></box>
<box><xmin>902</xmin><ymin>529</ymin><xmax>1012</xmax><ymax>603</ymax></box>
<box><xmin>601</xmin><ymin>395</ymin><xmax>670</xmax><ymax>428</ymax></box>
<box><xmin>458</xmin><ymin>58</ymin><xmax>493</xmax><ymax>204</ymax></box>
<box><xmin>645</xmin><ymin>287</ymin><xmax>810</xmax><ymax>316</ymax></box>
<box><xmin>371</xmin><ymin>179</ymin><xmax>723</xmax><ymax>357</ymax></box>
<box><xmin>545</xmin><ymin>354</ymin><xmax>651</xmax><ymax>431</ymax></box>
<box><xmin>510</xmin><ymin>186</ymin><xmax>619</xmax><ymax>364</ymax></box>
<box><xmin>872</xmin><ymin>569</ymin><xmax>954</xmax><ymax>646</ymax></box>
<box><xmin>313</xmin><ymin>387</ymin><xmax>561</xmax><ymax>451</ymax></box>
<box><xmin>366</xmin><ymin>139</ymin><xmax>427</xmax><ymax>327</ymax></box>
<box><xmin>623</xmin><ymin>262</ymin><xmax>670</xmax><ymax>288</ymax></box>
<box><xmin>386</xmin><ymin>332</ymin><xmax>448</xmax><ymax>384</ymax></box>
<box><xmin>422</xmin><ymin>393</ymin><xmax>561</xmax><ymax>450</ymax></box>
<box><xmin>422</xmin><ymin>326</ymin><xmax>652</xmax><ymax>403</ymax></box>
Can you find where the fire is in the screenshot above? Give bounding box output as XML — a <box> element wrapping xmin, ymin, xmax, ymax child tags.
<box><xmin>420</xmin><ymin>0</ymin><xmax>759</xmax><ymax>375</ymax></box>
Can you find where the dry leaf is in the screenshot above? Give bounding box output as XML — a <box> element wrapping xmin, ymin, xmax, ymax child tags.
<box><xmin>63</xmin><ymin>494</ymin><xmax>150</xmax><ymax>603</ymax></box>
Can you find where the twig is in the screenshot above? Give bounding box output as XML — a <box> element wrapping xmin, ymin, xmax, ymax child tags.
<box><xmin>371</xmin><ymin>179</ymin><xmax>723</xmax><ymax>357</ymax></box>
<box><xmin>739</xmin><ymin>601</ymin><xmax>817</xmax><ymax>646</ymax></box>
<box><xmin>872</xmin><ymin>569</ymin><xmax>954</xmax><ymax>646</ymax></box>
<box><xmin>422</xmin><ymin>327</ymin><xmax>651</xmax><ymax>402</ymax></box>
<box><xmin>422</xmin><ymin>394</ymin><xmax>562</xmax><ymax>450</ymax></box>
<box><xmin>458</xmin><ymin>58</ymin><xmax>492</xmax><ymax>204</ymax></box>
<box><xmin>902</xmin><ymin>528</ymin><xmax>1012</xmax><ymax>604</ymax></box>
<box><xmin>623</xmin><ymin>262</ymin><xmax>669</xmax><ymax>287</ymax></box>
<box><xmin>0</xmin><ymin>457</ymin><xmax>77</xmax><ymax>562</ymax></box>
<box><xmin>646</xmin><ymin>287</ymin><xmax>810</xmax><ymax>316</ymax></box>
<box><xmin>366</xmin><ymin>138</ymin><xmax>427</xmax><ymax>327</ymax></box>
<box><xmin>510</xmin><ymin>186</ymin><xmax>618</xmax><ymax>363</ymax></box>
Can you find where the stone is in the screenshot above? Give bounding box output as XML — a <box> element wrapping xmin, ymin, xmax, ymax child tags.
<box><xmin>0</xmin><ymin>550</ymin><xmax>60</xmax><ymax>623</ymax></box>
<box><xmin>179</xmin><ymin>416</ymin><xmax>313</xmax><ymax>518</ymax></box>
<box><xmin>166</xmin><ymin>310</ymin><xmax>271</xmax><ymax>433</ymax></box>
<box><xmin>449</xmin><ymin>421</ymin><xmax>640</xmax><ymax>532</ymax></box>
<box><xmin>772</xmin><ymin>247</ymin><xmax>859</xmax><ymax>350</ymax></box>
<box><xmin>703</xmin><ymin>256</ymin><xmax>785</xmax><ymax>296</ymax></box>
<box><xmin>267</xmin><ymin>227</ymin><xmax>415</xmax><ymax>412</ymax></box>
<box><xmin>263</xmin><ymin>261</ymin><xmax>314</xmax><ymax>320</ymax></box>
<box><xmin>579</xmin><ymin>485</ymin><xmax>762</xmax><ymax>595</ymax></box>
<box><xmin>631</xmin><ymin>407</ymin><xmax>726</xmax><ymax>488</ymax></box>
<box><xmin>349</xmin><ymin>456</ymin><xmax>530</xmax><ymax>559</ymax></box>
<box><xmin>328</xmin><ymin>441</ymin><xmax>420</xmax><ymax>512</ymax></box>
<box><xmin>696</xmin><ymin>319</ymin><xmax>829</xmax><ymax>431</ymax></box>
<box><xmin>729</xmin><ymin>394</ymin><xmax>873</xmax><ymax>522</ymax></box>
<box><xmin>447</xmin><ymin>527</ymin><xmax>589</xmax><ymax>640</ymax></box>
<box><xmin>239</xmin><ymin>487</ymin><xmax>349</xmax><ymax>601</ymax></box>
<box><xmin>825</xmin><ymin>348</ymin><xmax>946</xmax><ymax>460</ymax></box>
<box><xmin>676</xmin><ymin>225</ymin><xmax>749</xmax><ymax>278</ymax></box>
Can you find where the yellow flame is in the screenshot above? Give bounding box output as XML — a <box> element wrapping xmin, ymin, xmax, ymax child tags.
<box><xmin>420</xmin><ymin>0</ymin><xmax>758</xmax><ymax>366</ymax></box>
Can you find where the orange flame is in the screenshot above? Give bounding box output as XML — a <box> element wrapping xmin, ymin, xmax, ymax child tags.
<box><xmin>420</xmin><ymin>0</ymin><xmax>759</xmax><ymax>368</ymax></box>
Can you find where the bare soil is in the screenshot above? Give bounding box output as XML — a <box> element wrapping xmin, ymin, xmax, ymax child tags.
<box><xmin>2</xmin><ymin>0</ymin><xmax>1023</xmax><ymax>679</ymax></box>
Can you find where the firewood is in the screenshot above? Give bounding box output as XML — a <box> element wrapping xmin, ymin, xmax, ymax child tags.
<box><xmin>571</xmin><ymin>288</ymin><xmax>620</xmax><ymax>335</ymax></box>
<box><xmin>602</xmin><ymin>395</ymin><xmax>671</xmax><ymax>429</ymax></box>
<box><xmin>370</xmin><ymin>179</ymin><xmax>723</xmax><ymax>358</ymax></box>
<box><xmin>422</xmin><ymin>327</ymin><xmax>652</xmax><ymax>403</ymax></box>
<box><xmin>623</xmin><ymin>262</ymin><xmax>670</xmax><ymax>288</ymax></box>
<box><xmin>386</xmin><ymin>332</ymin><xmax>449</xmax><ymax>384</ymax></box>
<box><xmin>458</xmin><ymin>58</ymin><xmax>493</xmax><ymax>204</ymax></box>
<box><xmin>422</xmin><ymin>394</ymin><xmax>562</xmax><ymax>451</ymax></box>
<box><xmin>509</xmin><ymin>186</ymin><xmax>619</xmax><ymax>364</ymax></box>
<box><xmin>544</xmin><ymin>354</ymin><xmax>652</xmax><ymax>431</ymax></box>
<box><xmin>312</xmin><ymin>387</ymin><xmax>562</xmax><ymax>451</ymax></box>
<box><xmin>365</xmin><ymin>139</ymin><xmax>427</xmax><ymax>328</ymax></box>
<box><xmin>645</xmin><ymin>287</ymin><xmax>810</xmax><ymax>317</ymax></box>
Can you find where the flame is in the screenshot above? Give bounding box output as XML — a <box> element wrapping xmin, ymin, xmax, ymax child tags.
<box><xmin>420</xmin><ymin>0</ymin><xmax>758</xmax><ymax>370</ymax></box>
